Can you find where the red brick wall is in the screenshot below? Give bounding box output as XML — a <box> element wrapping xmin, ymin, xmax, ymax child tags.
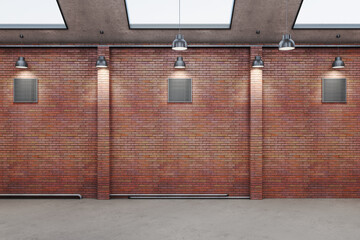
<box><xmin>110</xmin><ymin>48</ymin><xmax>250</xmax><ymax>196</ymax></box>
<box><xmin>0</xmin><ymin>48</ymin><xmax>98</xmax><ymax>198</ymax></box>
<box><xmin>1</xmin><ymin>46</ymin><xmax>359</xmax><ymax>199</ymax></box>
<box><xmin>263</xmin><ymin>48</ymin><xmax>360</xmax><ymax>198</ymax></box>
<box><xmin>250</xmin><ymin>47</ymin><xmax>263</xmax><ymax>199</ymax></box>
<box><xmin>97</xmin><ymin>46</ymin><xmax>111</xmax><ymax>199</ymax></box>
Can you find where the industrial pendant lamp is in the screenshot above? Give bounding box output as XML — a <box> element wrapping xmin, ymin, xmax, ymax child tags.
<box><xmin>172</xmin><ymin>0</ymin><xmax>188</xmax><ymax>51</ymax></box>
<box><xmin>279</xmin><ymin>0</ymin><xmax>295</xmax><ymax>51</ymax></box>
<box><xmin>96</xmin><ymin>30</ymin><xmax>108</xmax><ymax>68</ymax></box>
<box><xmin>15</xmin><ymin>57</ymin><xmax>28</xmax><ymax>69</ymax></box>
<box><xmin>15</xmin><ymin>34</ymin><xmax>28</xmax><ymax>69</ymax></box>
<box><xmin>96</xmin><ymin>56</ymin><xmax>108</xmax><ymax>68</ymax></box>
<box><xmin>252</xmin><ymin>56</ymin><xmax>264</xmax><ymax>68</ymax></box>
<box><xmin>332</xmin><ymin>34</ymin><xmax>345</xmax><ymax>69</ymax></box>
<box><xmin>174</xmin><ymin>56</ymin><xmax>186</xmax><ymax>69</ymax></box>
<box><xmin>332</xmin><ymin>57</ymin><xmax>345</xmax><ymax>69</ymax></box>
<box><xmin>279</xmin><ymin>34</ymin><xmax>295</xmax><ymax>51</ymax></box>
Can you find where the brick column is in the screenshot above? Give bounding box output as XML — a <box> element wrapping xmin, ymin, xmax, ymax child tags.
<box><xmin>250</xmin><ymin>46</ymin><xmax>263</xmax><ymax>200</ymax></box>
<box><xmin>97</xmin><ymin>46</ymin><xmax>111</xmax><ymax>200</ymax></box>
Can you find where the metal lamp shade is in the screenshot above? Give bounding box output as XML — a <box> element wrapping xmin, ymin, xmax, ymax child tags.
<box><xmin>172</xmin><ymin>34</ymin><xmax>188</xmax><ymax>51</ymax></box>
<box><xmin>252</xmin><ymin>56</ymin><xmax>264</xmax><ymax>68</ymax></box>
<box><xmin>279</xmin><ymin>34</ymin><xmax>295</xmax><ymax>51</ymax></box>
<box><xmin>174</xmin><ymin>57</ymin><xmax>186</xmax><ymax>69</ymax></box>
<box><xmin>96</xmin><ymin>56</ymin><xmax>108</xmax><ymax>68</ymax></box>
<box><xmin>332</xmin><ymin>57</ymin><xmax>345</xmax><ymax>69</ymax></box>
<box><xmin>15</xmin><ymin>57</ymin><xmax>28</xmax><ymax>69</ymax></box>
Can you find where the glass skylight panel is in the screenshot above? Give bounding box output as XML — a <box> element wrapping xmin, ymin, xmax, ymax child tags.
<box><xmin>294</xmin><ymin>0</ymin><xmax>360</xmax><ymax>29</ymax></box>
<box><xmin>125</xmin><ymin>0</ymin><xmax>235</xmax><ymax>29</ymax></box>
<box><xmin>0</xmin><ymin>0</ymin><xmax>66</xmax><ymax>29</ymax></box>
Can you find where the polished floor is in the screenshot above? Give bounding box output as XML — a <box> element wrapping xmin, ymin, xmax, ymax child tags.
<box><xmin>1</xmin><ymin>198</ymin><xmax>359</xmax><ymax>240</ymax></box>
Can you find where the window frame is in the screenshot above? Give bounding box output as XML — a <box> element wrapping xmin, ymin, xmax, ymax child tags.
<box><xmin>13</xmin><ymin>78</ymin><xmax>38</xmax><ymax>103</ymax></box>
<box><xmin>168</xmin><ymin>78</ymin><xmax>192</xmax><ymax>103</ymax></box>
<box><xmin>322</xmin><ymin>78</ymin><xmax>347</xmax><ymax>103</ymax></box>
<box><xmin>293</xmin><ymin>0</ymin><xmax>360</xmax><ymax>30</ymax></box>
<box><xmin>124</xmin><ymin>0</ymin><xmax>236</xmax><ymax>30</ymax></box>
<box><xmin>0</xmin><ymin>0</ymin><xmax>68</xmax><ymax>30</ymax></box>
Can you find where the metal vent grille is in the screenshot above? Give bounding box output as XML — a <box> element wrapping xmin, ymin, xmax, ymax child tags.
<box><xmin>168</xmin><ymin>78</ymin><xmax>192</xmax><ymax>103</ymax></box>
<box><xmin>322</xmin><ymin>78</ymin><xmax>346</xmax><ymax>103</ymax></box>
<box><xmin>14</xmin><ymin>78</ymin><xmax>38</xmax><ymax>103</ymax></box>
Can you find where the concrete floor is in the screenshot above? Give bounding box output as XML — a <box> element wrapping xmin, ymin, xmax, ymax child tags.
<box><xmin>0</xmin><ymin>199</ymin><xmax>359</xmax><ymax>240</ymax></box>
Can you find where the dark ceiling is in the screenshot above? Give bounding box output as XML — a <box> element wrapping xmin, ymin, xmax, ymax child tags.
<box><xmin>0</xmin><ymin>0</ymin><xmax>359</xmax><ymax>45</ymax></box>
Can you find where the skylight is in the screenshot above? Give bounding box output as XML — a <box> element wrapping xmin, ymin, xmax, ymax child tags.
<box><xmin>0</xmin><ymin>0</ymin><xmax>66</xmax><ymax>29</ymax></box>
<box><xmin>293</xmin><ymin>0</ymin><xmax>360</xmax><ymax>29</ymax></box>
<box><xmin>125</xmin><ymin>0</ymin><xmax>235</xmax><ymax>29</ymax></box>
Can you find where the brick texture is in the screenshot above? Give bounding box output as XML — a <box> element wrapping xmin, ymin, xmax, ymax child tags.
<box><xmin>97</xmin><ymin>46</ymin><xmax>111</xmax><ymax>199</ymax></box>
<box><xmin>250</xmin><ymin>47</ymin><xmax>263</xmax><ymax>199</ymax></box>
<box><xmin>110</xmin><ymin>48</ymin><xmax>250</xmax><ymax>196</ymax></box>
<box><xmin>0</xmin><ymin>48</ymin><xmax>98</xmax><ymax>198</ymax></box>
<box><xmin>263</xmin><ymin>48</ymin><xmax>360</xmax><ymax>198</ymax></box>
<box><xmin>1</xmin><ymin>46</ymin><xmax>359</xmax><ymax>199</ymax></box>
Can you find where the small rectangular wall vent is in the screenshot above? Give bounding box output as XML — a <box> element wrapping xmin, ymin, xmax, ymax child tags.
<box><xmin>168</xmin><ymin>78</ymin><xmax>192</xmax><ymax>103</ymax></box>
<box><xmin>14</xmin><ymin>78</ymin><xmax>38</xmax><ymax>103</ymax></box>
<box><xmin>322</xmin><ymin>78</ymin><xmax>347</xmax><ymax>103</ymax></box>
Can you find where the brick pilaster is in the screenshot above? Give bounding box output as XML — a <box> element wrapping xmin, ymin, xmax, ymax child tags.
<box><xmin>250</xmin><ymin>46</ymin><xmax>263</xmax><ymax>200</ymax></box>
<box><xmin>97</xmin><ymin>46</ymin><xmax>111</xmax><ymax>200</ymax></box>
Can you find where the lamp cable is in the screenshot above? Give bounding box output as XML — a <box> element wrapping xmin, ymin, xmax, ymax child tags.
<box><xmin>178</xmin><ymin>0</ymin><xmax>181</xmax><ymax>34</ymax></box>
<box><xmin>20</xmin><ymin>34</ymin><xmax>24</xmax><ymax>56</ymax></box>
<box><xmin>285</xmin><ymin>0</ymin><xmax>288</xmax><ymax>34</ymax></box>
